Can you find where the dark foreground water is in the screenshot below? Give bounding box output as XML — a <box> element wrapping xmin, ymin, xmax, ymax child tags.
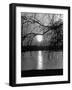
<box><xmin>21</xmin><ymin>51</ymin><xmax>63</xmax><ymax>77</ymax></box>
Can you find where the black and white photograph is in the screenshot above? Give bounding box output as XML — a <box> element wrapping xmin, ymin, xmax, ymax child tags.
<box><xmin>21</xmin><ymin>12</ymin><xmax>63</xmax><ymax>77</ymax></box>
<box><xmin>9</xmin><ymin>3</ymin><xmax>70</xmax><ymax>86</ymax></box>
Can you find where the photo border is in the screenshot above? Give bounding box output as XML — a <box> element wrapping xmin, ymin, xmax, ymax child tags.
<box><xmin>9</xmin><ymin>3</ymin><xmax>70</xmax><ymax>87</ymax></box>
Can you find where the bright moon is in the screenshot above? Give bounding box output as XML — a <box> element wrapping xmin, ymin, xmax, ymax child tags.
<box><xmin>36</xmin><ymin>35</ymin><xmax>43</xmax><ymax>42</ymax></box>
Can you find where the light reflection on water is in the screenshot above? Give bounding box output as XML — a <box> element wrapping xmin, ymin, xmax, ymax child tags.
<box><xmin>37</xmin><ymin>51</ymin><xmax>43</xmax><ymax>69</ymax></box>
<box><xmin>21</xmin><ymin>51</ymin><xmax>63</xmax><ymax>70</ymax></box>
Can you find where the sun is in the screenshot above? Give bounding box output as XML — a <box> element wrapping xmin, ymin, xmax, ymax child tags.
<box><xmin>36</xmin><ymin>35</ymin><xmax>43</xmax><ymax>42</ymax></box>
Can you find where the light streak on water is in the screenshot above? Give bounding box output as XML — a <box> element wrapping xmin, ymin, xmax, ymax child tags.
<box><xmin>37</xmin><ymin>51</ymin><xmax>43</xmax><ymax>69</ymax></box>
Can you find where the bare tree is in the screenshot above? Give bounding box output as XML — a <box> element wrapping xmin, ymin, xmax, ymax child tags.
<box><xmin>21</xmin><ymin>13</ymin><xmax>63</xmax><ymax>51</ymax></box>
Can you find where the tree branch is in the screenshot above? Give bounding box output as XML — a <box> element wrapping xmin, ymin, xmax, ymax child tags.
<box><xmin>21</xmin><ymin>15</ymin><xmax>63</xmax><ymax>46</ymax></box>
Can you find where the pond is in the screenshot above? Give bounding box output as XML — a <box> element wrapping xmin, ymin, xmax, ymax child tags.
<box><xmin>21</xmin><ymin>50</ymin><xmax>63</xmax><ymax>70</ymax></box>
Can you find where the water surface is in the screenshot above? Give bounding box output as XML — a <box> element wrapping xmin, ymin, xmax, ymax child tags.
<box><xmin>21</xmin><ymin>51</ymin><xmax>63</xmax><ymax>70</ymax></box>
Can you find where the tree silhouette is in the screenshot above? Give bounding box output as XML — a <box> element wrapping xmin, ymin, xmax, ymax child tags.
<box><xmin>21</xmin><ymin>13</ymin><xmax>63</xmax><ymax>51</ymax></box>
